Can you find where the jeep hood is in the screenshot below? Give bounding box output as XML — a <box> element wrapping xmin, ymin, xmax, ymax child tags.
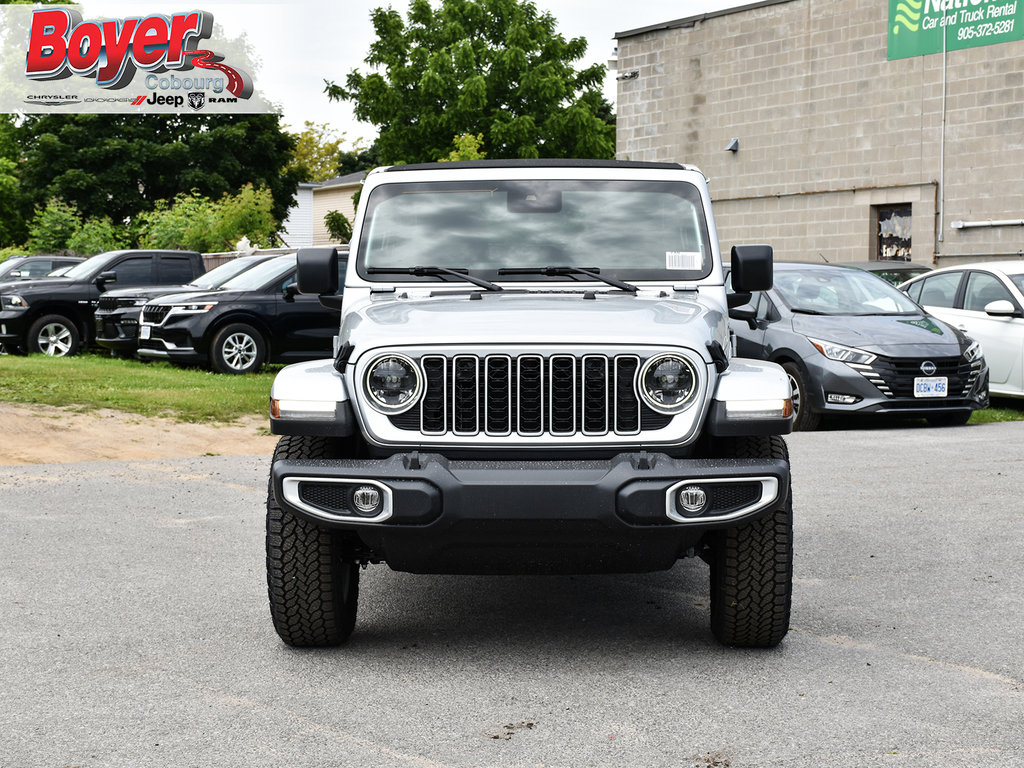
<box><xmin>343</xmin><ymin>292</ymin><xmax>726</xmax><ymax>357</ymax></box>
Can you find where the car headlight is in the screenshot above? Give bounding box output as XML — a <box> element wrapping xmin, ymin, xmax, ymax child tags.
<box><xmin>638</xmin><ymin>353</ymin><xmax>698</xmax><ymax>413</ymax></box>
<box><xmin>0</xmin><ymin>294</ymin><xmax>28</xmax><ymax>310</ymax></box>
<box><xmin>166</xmin><ymin>302</ymin><xmax>218</xmax><ymax>315</ymax></box>
<box><xmin>808</xmin><ymin>337</ymin><xmax>876</xmax><ymax>365</ymax></box>
<box><xmin>963</xmin><ymin>340</ymin><xmax>983</xmax><ymax>363</ymax></box>
<box><xmin>364</xmin><ymin>354</ymin><xmax>423</xmax><ymax>414</ymax></box>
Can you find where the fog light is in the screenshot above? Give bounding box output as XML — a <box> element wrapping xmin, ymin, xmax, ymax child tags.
<box><xmin>826</xmin><ymin>393</ymin><xmax>861</xmax><ymax>405</ymax></box>
<box><xmin>352</xmin><ymin>485</ymin><xmax>383</xmax><ymax>516</ymax></box>
<box><xmin>678</xmin><ymin>485</ymin><xmax>708</xmax><ymax>517</ymax></box>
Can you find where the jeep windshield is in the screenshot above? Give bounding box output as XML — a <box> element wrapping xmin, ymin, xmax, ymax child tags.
<box><xmin>356</xmin><ymin>179</ymin><xmax>712</xmax><ymax>284</ymax></box>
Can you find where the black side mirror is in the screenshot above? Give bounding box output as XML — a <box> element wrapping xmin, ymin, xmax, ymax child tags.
<box><xmin>297</xmin><ymin>246</ymin><xmax>341</xmax><ymax>295</ymax></box>
<box><xmin>283</xmin><ymin>283</ymin><xmax>299</xmax><ymax>302</ymax></box>
<box><xmin>730</xmin><ymin>245</ymin><xmax>773</xmax><ymax>292</ymax></box>
<box><xmin>94</xmin><ymin>270</ymin><xmax>117</xmax><ymax>290</ymax></box>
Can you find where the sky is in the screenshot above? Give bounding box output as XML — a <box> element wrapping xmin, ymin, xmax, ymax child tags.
<box><xmin>185</xmin><ymin>0</ymin><xmax>743</xmax><ymax>145</ymax></box>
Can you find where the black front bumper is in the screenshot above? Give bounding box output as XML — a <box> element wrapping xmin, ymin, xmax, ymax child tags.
<box><xmin>94</xmin><ymin>310</ymin><xmax>141</xmax><ymax>353</ymax></box>
<box><xmin>272</xmin><ymin>451</ymin><xmax>790</xmax><ymax>575</ymax></box>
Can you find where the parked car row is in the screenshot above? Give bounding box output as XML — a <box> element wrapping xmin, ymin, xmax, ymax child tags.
<box><xmin>0</xmin><ymin>248</ymin><xmax>346</xmax><ymax>373</ymax></box>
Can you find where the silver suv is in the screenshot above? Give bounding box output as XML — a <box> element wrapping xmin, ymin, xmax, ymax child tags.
<box><xmin>266</xmin><ymin>159</ymin><xmax>794</xmax><ymax>648</ymax></box>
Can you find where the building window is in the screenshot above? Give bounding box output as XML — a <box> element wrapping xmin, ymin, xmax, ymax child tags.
<box><xmin>874</xmin><ymin>205</ymin><xmax>912</xmax><ymax>261</ymax></box>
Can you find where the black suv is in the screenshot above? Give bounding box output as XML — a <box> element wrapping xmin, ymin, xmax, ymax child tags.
<box><xmin>137</xmin><ymin>253</ymin><xmax>345</xmax><ymax>374</ymax></box>
<box><xmin>94</xmin><ymin>252</ymin><xmax>281</xmax><ymax>357</ymax></box>
<box><xmin>0</xmin><ymin>249</ymin><xmax>204</xmax><ymax>356</ymax></box>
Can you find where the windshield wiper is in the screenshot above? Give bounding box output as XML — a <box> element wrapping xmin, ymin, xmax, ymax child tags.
<box><xmin>789</xmin><ymin>308</ymin><xmax>829</xmax><ymax>315</ymax></box>
<box><xmin>367</xmin><ymin>266</ymin><xmax>503</xmax><ymax>292</ymax></box>
<box><xmin>496</xmin><ymin>266</ymin><xmax>638</xmax><ymax>294</ymax></box>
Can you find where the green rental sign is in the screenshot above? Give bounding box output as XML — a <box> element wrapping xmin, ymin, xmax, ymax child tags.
<box><xmin>888</xmin><ymin>0</ymin><xmax>1024</xmax><ymax>59</ymax></box>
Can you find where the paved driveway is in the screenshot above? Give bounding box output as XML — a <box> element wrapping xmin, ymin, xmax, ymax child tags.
<box><xmin>2</xmin><ymin>424</ymin><xmax>1022</xmax><ymax>767</ymax></box>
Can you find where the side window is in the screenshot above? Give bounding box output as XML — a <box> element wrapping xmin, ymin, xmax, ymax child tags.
<box><xmin>159</xmin><ymin>256</ymin><xmax>196</xmax><ymax>284</ymax></box>
<box><xmin>111</xmin><ymin>257</ymin><xmax>153</xmax><ymax>286</ymax></box>
<box><xmin>963</xmin><ymin>271</ymin><xmax>1014</xmax><ymax>312</ymax></box>
<box><xmin>23</xmin><ymin>261</ymin><xmax>55</xmax><ymax>277</ymax></box>
<box><xmin>912</xmin><ymin>272</ymin><xmax>961</xmax><ymax>308</ymax></box>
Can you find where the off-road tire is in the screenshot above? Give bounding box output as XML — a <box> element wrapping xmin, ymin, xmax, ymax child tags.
<box><xmin>267</xmin><ymin>435</ymin><xmax>359</xmax><ymax>647</ymax></box>
<box><xmin>28</xmin><ymin>314</ymin><xmax>81</xmax><ymax>357</ymax></box>
<box><xmin>706</xmin><ymin>434</ymin><xmax>793</xmax><ymax>648</ymax></box>
<box><xmin>782</xmin><ymin>361</ymin><xmax>820</xmax><ymax>431</ymax></box>
<box><xmin>210</xmin><ymin>322</ymin><xmax>267</xmax><ymax>374</ymax></box>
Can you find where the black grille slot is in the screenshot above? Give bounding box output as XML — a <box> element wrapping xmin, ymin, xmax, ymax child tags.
<box><xmin>486</xmin><ymin>356</ymin><xmax>512</xmax><ymax>434</ymax></box>
<box><xmin>97</xmin><ymin>296</ymin><xmax>119</xmax><ymax>311</ymax></box>
<box><xmin>582</xmin><ymin>356</ymin><xmax>609</xmax><ymax>434</ymax></box>
<box><xmin>298</xmin><ymin>483</ymin><xmax>352</xmax><ymax>514</ymax></box>
<box><xmin>422</xmin><ymin>356</ymin><xmax>447</xmax><ymax>433</ymax></box>
<box><xmin>452</xmin><ymin>356</ymin><xmax>479</xmax><ymax>434</ymax></box>
<box><xmin>518</xmin><ymin>356</ymin><xmax>544</xmax><ymax>434</ymax></box>
<box><xmin>614</xmin><ymin>357</ymin><xmax>641</xmax><ymax>434</ymax></box>
<box><xmin>549</xmin><ymin>356</ymin><xmax>576</xmax><ymax>435</ymax></box>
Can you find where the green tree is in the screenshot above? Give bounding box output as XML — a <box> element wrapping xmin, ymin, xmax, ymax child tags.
<box><xmin>66</xmin><ymin>218</ymin><xmax>130</xmax><ymax>256</ymax></box>
<box><xmin>439</xmin><ymin>132</ymin><xmax>487</xmax><ymax>162</ymax></box>
<box><xmin>326</xmin><ymin>0</ymin><xmax>615</xmax><ymax>164</ymax></box>
<box><xmin>17</xmin><ymin>114</ymin><xmax>303</xmax><ymax>228</ymax></box>
<box><xmin>136</xmin><ymin>185</ymin><xmax>279</xmax><ymax>253</ymax></box>
<box><xmin>287</xmin><ymin>121</ymin><xmax>349</xmax><ymax>182</ymax></box>
<box><xmin>324</xmin><ymin>210</ymin><xmax>353</xmax><ymax>243</ymax></box>
<box><xmin>0</xmin><ymin>116</ymin><xmax>29</xmax><ymax>247</ymax></box>
<box><xmin>337</xmin><ymin>141</ymin><xmax>381</xmax><ymax>177</ymax></box>
<box><xmin>26</xmin><ymin>199</ymin><xmax>81</xmax><ymax>253</ymax></box>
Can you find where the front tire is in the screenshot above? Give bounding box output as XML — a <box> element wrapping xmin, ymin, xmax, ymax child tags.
<box><xmin>782</xmin><ymin>361</ymin><xmax>820</xmax><ymax>431</ymax></box>
<box><xmin>28</xmin><ymin>314</ymin><xmax>81</xmax><ymax>357</ymax></box>
<box><xmin>210</xmin><ymin>323</ymin><xmax>266</xmax><ymax>374</ymax></box>
<box><xmin>267</xmin><ymin>435</ymin><xmax>359</xmax><ymax>647</ymax></box>
<box><xmin>706</xmin><ymin>435</ymin><xmax>793</xmax><ymax>648</ymax></box>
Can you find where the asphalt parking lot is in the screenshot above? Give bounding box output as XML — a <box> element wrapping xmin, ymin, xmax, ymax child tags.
<box><xmin>2</xmin><ymin>423</ymin><xmax>1022</xmax><ymax>768</ymax></box>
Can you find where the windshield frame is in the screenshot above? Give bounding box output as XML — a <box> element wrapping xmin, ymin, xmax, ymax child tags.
<box><xmin>217</xmin><ymin>255</ymin><xmax>297</xmax><ymax>292</ymax></box>
<box><xmin>355</xmin><ymin>178</ymin><xmax>714</xmax><ymax>285</ymax></box>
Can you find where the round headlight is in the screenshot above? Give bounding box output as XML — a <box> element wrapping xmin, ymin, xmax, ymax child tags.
<box><xmin>364</xmin><ymin>354</ymin><xmax>422</xmax><ymax>414</ymax></box>
<box><xmin>638</xmin><ymin>354</ymin><xmax>697</xmax><ymax>413</ymax></box>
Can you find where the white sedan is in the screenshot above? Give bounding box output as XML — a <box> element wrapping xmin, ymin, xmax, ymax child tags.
<box><xmin>900</xmin><ymin>260</ymin><xmax>1024</xmax><ymax>397</ymax></box>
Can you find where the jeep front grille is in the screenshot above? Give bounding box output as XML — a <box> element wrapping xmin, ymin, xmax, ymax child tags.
<box><xmin>388</xmin><ymin>353</ymin><xmax>673</xmax><ymax>437</ymax></box>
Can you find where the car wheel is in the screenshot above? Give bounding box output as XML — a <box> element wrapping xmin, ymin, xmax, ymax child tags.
<box><xmin>926</xmin><ymin>411</ymin><xmax>971</xmax><ymax>427</ymax></box>
<box><xmin>705</xmin><ymin>434</ymin><xmax>793</xmax><ymax>648</ymax></box>
<box><xmin>210</xmin><ymin>323</ymin><xmax>266</xmax><ymax>374</ymax></box>
<box><xmin>781</xmin><ymin>361</ymin><xmax>820</xmax><ymax>431</ymax></box>
<box><xmin>28</xmin><ymin>314</ymin><xmax>81</xmax><ymax>357</ymax></box>
<box><xmin>266</xmin><ymin>435</ymin><xmax>360</xmax><ymax>647</ymax></box>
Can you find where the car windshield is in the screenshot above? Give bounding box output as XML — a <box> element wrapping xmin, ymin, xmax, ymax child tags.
<box><xmin>357</xmin><ymin>179</ymin><xmax>712</xmax><ymax>282</ymax></box>
<box><xmin>775</xmin><ymin>268</ymin><xmax>921</xmax><ymax>315</ymax></box>
<box><xmin>190</xmin><ymin>256</ymin><xmax>267</xmax><ymax>290</ymax></box>
<box><xmin>217</xmin><ymin>255</ymin><xmax>296</xmax><ymax>291</ymax></box>
<box><xmin>60</xmin><ymin>251</ymin><xmax>119</xmax><ymax>281</ymax></box>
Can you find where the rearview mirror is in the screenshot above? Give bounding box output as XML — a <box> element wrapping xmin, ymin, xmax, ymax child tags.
<box><xmin>94</xmin><ymin>270</ymin><xmax>117</xmax><ymax>290</ymax></box>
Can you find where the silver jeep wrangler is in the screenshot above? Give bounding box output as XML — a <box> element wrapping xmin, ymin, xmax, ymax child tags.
<box><xmin>266</xmin><ymin>160</ymin><xmax>794</xmax><ymax>648</ymax></box>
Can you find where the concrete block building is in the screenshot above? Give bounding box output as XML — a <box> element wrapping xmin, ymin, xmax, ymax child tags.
<box><xmin>614</xmin><ymin>0</ymin><xmax>1024</xmax><ymax>267</ymax></box>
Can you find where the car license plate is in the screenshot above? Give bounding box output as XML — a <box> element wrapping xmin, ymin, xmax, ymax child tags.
<box><xmin>140</xmin><ymin>325</ymin><xmax>151</xmax><ymax>340</ymax></box>
<box><xmin>914</xmin><ymin>376</ymin><xmax>947</xmax><ymax>398</ymax></box>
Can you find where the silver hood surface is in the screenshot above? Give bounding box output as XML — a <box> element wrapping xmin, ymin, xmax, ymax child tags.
<box><xmin>340</xmin><ymin>291</ymin><xmax>726</xmax><ymax>359</ymax></box>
